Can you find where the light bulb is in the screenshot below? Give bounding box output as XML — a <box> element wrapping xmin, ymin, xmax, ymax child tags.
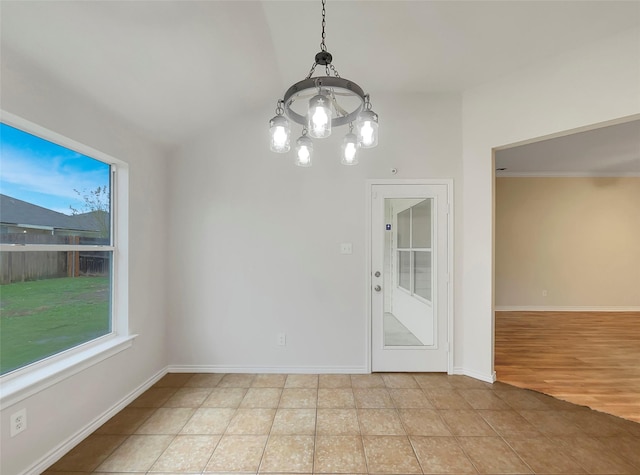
<box><xmin>356</xmin><ymin>110</ymin><xmax>378</xmax><ymax>148</ymax></box>
<box><xmin>295</xmin><ymin>135</ymin><xmax>313</xmax><ymax>167</ymax></box>
<box><xmin>311</xmin><ymin>108</ymin><xmax>329</xmax><ymax>135</ymax></box>
<box><xmin>307</xmin><ymin>93</ymin><xmax>332</xmax><ymax>138</ymax></box>
<box><xmin>344</xmin><ymin>143</ymin><xmax>357</xmax><ymax>161</ymax></box>
<box><xmin>269</xmin><ymin>115</ymin><xmax>290</xmax><ymax>153</ymax></box>
<box><xmin>298</xmin><ymin>148</ymin><xmax>310</xmax><ymax>164</ymax></box>
<box><xmin>274</xmin><ymin>126</ymin><xmax>287</xmax><ymax>145</ymax></box>
<box><xmin>341</xmin><ymin>132</ymin><xmax>359</xmax><ymax>166</ymax></box>
<box><xmin>360</xmin><ymin>122</ymin><xmax>374</xmax><ymax>146</ymax></box>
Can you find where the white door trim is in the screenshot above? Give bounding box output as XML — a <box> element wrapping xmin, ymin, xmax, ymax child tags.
<box><xmin>365</xmin><ymin>179</ymin><xmax>454</xmax><ymax>374</ymax></box>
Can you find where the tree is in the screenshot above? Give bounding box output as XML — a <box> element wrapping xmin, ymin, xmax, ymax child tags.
<box><xmin>69</xmin><ymin>186</ymin><xmax>110</xmax><ymax>238</ymax></box>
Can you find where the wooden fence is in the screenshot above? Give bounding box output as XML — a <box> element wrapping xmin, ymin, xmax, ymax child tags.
<box><xmin>0</xmin><ymin>234</ymin><xmax>109</xmax><ymax>284</ymax></box>
<box><xmin>0</xmin><ymin>251</ymin><xmax>68</xmax><ymax>284</ymax></box>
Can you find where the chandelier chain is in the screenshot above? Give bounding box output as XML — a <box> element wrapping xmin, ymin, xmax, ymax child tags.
<box><xmin>275</xmin><ymin>99</ymin><xmax>285</xmax><ymax>115</ymax></box>
<box><xmin>364</xmin><ymin>94</ymin><xmax>372</xmax><ymax>110</ymax></box>
<box><xmin>320</xmin><ymin>0</ymin><xmax>327</xmax><ymax>52</ymax></box>
<box><xmin>306</xmin><ymin>61</ymin><xmax>318</xmax><ymax>79</ymax></box>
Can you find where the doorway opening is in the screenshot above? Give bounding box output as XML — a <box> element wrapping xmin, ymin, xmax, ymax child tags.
<box><xmin>492</xmin><ymin>116</ymin><xmax>640</xmax><ymax>422</ymax></box>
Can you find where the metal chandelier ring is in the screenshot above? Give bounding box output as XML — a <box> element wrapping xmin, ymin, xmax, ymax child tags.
<box><xmin>283</xmin><ymin>76</ymin><xmax>366</xmax><ymax>128</ymax></box>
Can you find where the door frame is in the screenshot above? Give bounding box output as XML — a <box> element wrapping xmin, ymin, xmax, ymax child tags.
<box><xmin>366</xmin><ymin>179</ymin><xmax>454</xmax><ymax>374</ymax></box>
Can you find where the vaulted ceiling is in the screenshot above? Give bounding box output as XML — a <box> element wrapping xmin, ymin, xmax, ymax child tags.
<box><xmin>2</xmin><ymin>0</ymin><xmax>639</xmax><ymax>158</ymax></box>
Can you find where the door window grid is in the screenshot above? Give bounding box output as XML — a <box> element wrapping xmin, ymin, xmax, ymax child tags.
<box><xmin>396</xmin><ymin>201</ymin><xmax>433</xmax><ymax>302</ymax></box>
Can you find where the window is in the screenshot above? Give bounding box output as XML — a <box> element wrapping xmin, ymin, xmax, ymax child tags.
<box><xmin>396</xmin><ymin>199</ymin><xmax>432</xmax><ymax>301</ymax></box>
<box><xmin>0</xmin><ymin>120</ymin><xmax>123</xmax><ymax>377</ymax></box>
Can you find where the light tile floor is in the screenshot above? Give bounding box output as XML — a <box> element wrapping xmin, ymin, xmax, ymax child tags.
<box><xmin>45</xmin><ymin>373</ymin><xmax>640</xmax><ymax>474</ymax></box>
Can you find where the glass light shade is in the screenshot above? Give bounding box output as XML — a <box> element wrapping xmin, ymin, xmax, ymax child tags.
<box><xmin>356</xmin><ymin>110</ymin><xmax>379</xmax><ymax>148</ymax></box>
<box><xmin>295</xmin><ymin>135</ymin><xmax>313</xmax><ymax>167</ymax></box>
<box><xmin>341</xmin><ymin>133</ymin><xmax>359</xmax><ymax>165</ymax></box>
<box><xmin>269</xmin><ymin>115</ymin><xmax>291</xmax><ymax>153</ymax></box>
<box><xmin>307</xmin><ymin>93</ymin><xmax>332</xmax><ymax>139</ymax></box>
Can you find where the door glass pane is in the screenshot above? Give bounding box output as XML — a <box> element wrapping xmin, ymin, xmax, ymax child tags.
<box><xmin>411</xmin><ymin>199</ymin><xmax>431</xmax><ymax>248</ymax></box>
<box><xmin>398</xmin><ymin>250</ymin><xmax>410</xmax><ymax>291</ymax></box>
<box><xmin>397</xmin><ymin>208</ymin><xmax>410</xmax><ymax>248</ymax></box>
<box><xmin>414</xmin><ymin>251</ymin><xmax>432</xmax><ymax>300</ymax></box>
<box><xmin>383</xmin><ymin>197</ymin><xmax>436</xmax><ymax>348</ymax></box>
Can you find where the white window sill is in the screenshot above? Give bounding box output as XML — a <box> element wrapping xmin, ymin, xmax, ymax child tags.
<box><xmin>0</xmin><ymin>334</ymin><xmax>137</xmax><ymax>410</ymax></box>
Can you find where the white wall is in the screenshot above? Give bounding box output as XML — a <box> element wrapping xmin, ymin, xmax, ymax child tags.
<box><xmin>1</xmin><ymin>50</ymin><xmax>170</xmax><ymax>475</ymax></box>
<box><xmin>461</xmin><ymin>27</ymin><xmax>640</xmax><ymax>380</ymax></box>
<box><xmin>167</xmin><ymin>92</ymin><xmax>462</xmax><ymax>372</ymax></box>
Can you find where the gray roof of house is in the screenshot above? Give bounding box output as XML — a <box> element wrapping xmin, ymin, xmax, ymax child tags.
<box><xmin>0</xmin><ymin>194</ymin><xmax>100</xmax><ymax>232</ymax></box>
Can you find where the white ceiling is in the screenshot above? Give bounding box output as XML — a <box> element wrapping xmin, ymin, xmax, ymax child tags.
<box><xmin>495</xmin><ymin>119</ymin><xmax>640</xmax><ymax>176</ymax></box>
<box><xmin>1</xmin><ymin>1</ymin><xmax>639</xmax><ymax>153</ymax></box>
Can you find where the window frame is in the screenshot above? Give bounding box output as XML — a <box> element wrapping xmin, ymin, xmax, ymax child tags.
<box><xmin>0</xmin><ymin>111</ymin><xmax>133</xmax><ymax>409</ymax></box>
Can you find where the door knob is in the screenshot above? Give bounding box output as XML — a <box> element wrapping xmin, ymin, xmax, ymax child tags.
<box><xmin>374</xmin><ymin>285</ymin><xmax>382</xmax><ymax>292</ymax></box>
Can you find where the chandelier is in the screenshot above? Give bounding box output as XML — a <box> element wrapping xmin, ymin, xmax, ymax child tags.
<box><xmin>269</xmin><ymin>0</ymin><xmax>379</xmax><ymax>167</ymax></box>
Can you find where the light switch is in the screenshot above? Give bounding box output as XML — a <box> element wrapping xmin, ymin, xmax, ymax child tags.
<box><xmin>340</xmin><ymin>242</ymin><xmax>352</xmax><ymax>254</ymax></box>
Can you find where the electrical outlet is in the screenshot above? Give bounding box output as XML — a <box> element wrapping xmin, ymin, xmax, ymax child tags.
<box><xmin>542</xmin><ymin>289</ymin><xmax>548</xmax><ymax>297</ymax></box>
<box><xmin>10</xmin><ymin>408</ymin><xmax>27</xmax><ymax>437</ymax></box>
<box><xmin>340</xmin><ymin>242</ymin><xmax>352</xmax><ymax>254</ymax></box>
<box><xmin>277</xmin><ymin>333</ymin><xmax>286</xmax><ymax>346</ymax></box>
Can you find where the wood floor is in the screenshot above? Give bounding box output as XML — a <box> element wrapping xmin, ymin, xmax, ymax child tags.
<box><xmin>495</xmin><ymin>311</ymin><xmax>640</xmax><ymax>423</ymax></box>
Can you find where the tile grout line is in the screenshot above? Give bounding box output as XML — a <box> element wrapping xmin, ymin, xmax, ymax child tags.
<box><xmin>417</xmin><ymin>377</ymin><xmax>482</xmax><ymax>474</ymax></box>
<box><xmin>394</xmin><ymin>374</ymin><xmax>427</xmax><ymax>475</ymax></box>
<box><xmin>491</xmin><ymin>392</ymin><xmax>559</xmax><ymax>474</ymax></box>
<box><xmin>431</xmin><ymin>386</ymin><xmax>481</xmax><ymax>474</ymax></box>
<box><xmin>508</xmin><ymin>400</ymin><xmax>588</xmax><ymax>474</ymax></box>
<box><xmin>89</xmin><ymin>400</ymin><xmax>159</xmax><ymax>473</ymax></box>
<box><xmin>472</xmin><ymin>394</ymin><xmax>536</xmax><ymax>474</ymax></box>
<box><xmin>117</xmin><ymin>385</ymin><xmax>173</xmax><ymax>474</ymax></box>
<box><xmin>188</xmin><ymin>381</ymin><xmax>219</xmax><ymax>475</ymax></box>
<box><xmin>96</xmin><ymin>385</ymin><xmax>175</xmax><ymax>474</ymax></box>
<box><xmin>201</xmin><ymin>374</ymin><xmax>240</xmax><ymax>474</ymax></box>
<box><xmin>311</xmin><ymin>378</ymin><xmax>318</xmax><ymax>475</ymax></box>
<box><xmin>494</xmin><ymin>427</ymin><xmax>536</xmax><ymax>474</ymax></box>
<box><xmin>351</xmin><ymin>374</ymin><xmax>370</xmax><ymax>474</ymax></box>
<box><xmin>258</xmin><ymin>373</ymin><xmax>296</xmax><ymax>474</ymax></box>
<box><xmin>89</xmin><ymin>427</ymin><xmax>129</xmax><ymax>473</ymax></box>
<box><xmin>198</xmin><ymin>375</ymin><xmax>231</xmax><ymax>474</ymax></box>
<box><xmin>148</xmin><ymin>379</ymin><xmax>196</xmax><ymax>474</ymax></box>
<box><xmin>249</xmin><ymin>374</ymin><xmax>268</xmax><ymax>475</ymax></box>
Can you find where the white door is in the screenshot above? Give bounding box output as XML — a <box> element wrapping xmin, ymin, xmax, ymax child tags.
<box><xmin>370</xmin><ymin>183</ymin><xmax>451</xmax><ymax>372</ymax></box>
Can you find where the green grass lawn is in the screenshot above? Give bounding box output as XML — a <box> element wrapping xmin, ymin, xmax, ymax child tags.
<box><xmin>0</xmin><ymin>276</ymin><xmax>111</xmax><ymax>375</ymax></box>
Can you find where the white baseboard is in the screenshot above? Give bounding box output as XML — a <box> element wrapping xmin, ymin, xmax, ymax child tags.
<box><xmin>495</xmin><ymin>306</ymin><xmax>640</xmax><ymax>312</ymax></box>
<box><xmin>24</xmin><ymin>367</ymin><xmax>168</xmax><ymax>475</ymax></box>
<box><xmin>452</xmin><ymin>367</ymin><xmax>497</xmax><ymax>383</ymax></box>
<box><xmin>168</xmin><ymin>365</ymin><xmax>369</xmax><ymax>374</ymax></box>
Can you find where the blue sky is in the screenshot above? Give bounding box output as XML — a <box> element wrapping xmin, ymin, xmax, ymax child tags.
<box><xmin>0</xmin><ymin>123</ymin><xmax>110</xmax><ymax>215</ymax></box>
